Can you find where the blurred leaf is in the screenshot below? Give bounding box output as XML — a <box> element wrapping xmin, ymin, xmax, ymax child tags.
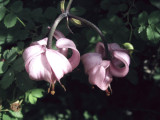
<box><xmin>146</xmin><ymin>25</ymin><xmax>160</xmax><ymax>44</ymax></box>
<box><xmin>10</xmin><ymin>1</ymin><xmax>23</xmax><ymax>13</ymax></box>
<box><xmin>0</xmin><ymin>68</ymin><xmax>14</xmax><ymax>89</ymax></box>
<box><xmin>100</xmin><ymin>0</ymin><xmax>110</xmax><ymax>10</ymax></box>
<box><xmin>28</xmin><ymin>94</ymin><xmax>37</xmax><ymax>104</ymax></box>
<box><xmin>30</xmin><ymin>88</ymin><xmax>45</xmax><ymax>98</ymax></box>
<box><xmin>118</xmin><ymin>3</ymin><xmax>128</xmax><ymax>12</ymax></box>
<box><xmin>6</xmin><ymin>33</ymin><xmax>14</xmax><ymax>43</ymax></box>
<box><xmin>0</xmin><ymin>61</ymin><xmax>8</xmax><ymax>74</ymax></box>
<box><xmin>4</xmin><ymin>13</ymin><xmax>17</xmax><ymax>28</ymax></box>
<box><xmin>138</xmin><ymin>25</ymin><xmax>146</xmax><ymax>34</ymax></box>
<box><xmin>9</xmin><ymin>110</ymin><xmax>23</xmax><ymax>118</ymax></box>
<box><xmin>3</xmin><ymin>47</ymin><xmax>18</xmax><ymax>63</ymax></box>
<box><xmin>153</xmin><ymin>74</ymin><xmax>160</xmax><ymax>81</ymax></box>
<box><xmin>83</xmin><ymin>111</ymin><xmax>91</xmax><ymax>119</ymax></box>
<box><xmin>11</xmin><ymin>57</ymin><xmax>24</xmax><ymax>72</ymax></box>
<box><xmin>70</xmin><ymin>7</ymin><xmax>86</xmax><ymax>16</ymax></box>
<box><xmin>156</xmin><ymin>23</ymin><xmax>160</xmax><ymax>33</ymax></box>
<box><xmin>17</xmin><ymin>30</ymin><xmax>28</xmax><ymax>40</ymax></box>
<box><xmin>0</xmin><ymin>0</ymin><xmax>10</xmax><ymax>7</ymax></box>
<box><xmin>138</xmin><ymin>11</ymin><xmax>148</xmax><ymax>25</ymax></box>
<box><xmin>2</xmin><ymin>114</ymin><xmax>11</xmax><ymax>120</ymax></box>
<box><xmin>44</xmin><ymin>7</ymin><xmax>57</xmax><ymax>20</ymax></box>
<box><xmin>17</xmin><ymin>42</ymin><xmax>24</xmax><ymax>50</ymax></box>
<box><xmin>31</xmin><ymin>8</ymin><xmax>43</xmax><ymax>22</ymax></box>
<box><xmin>148</xmin><ymin>11</ymin><xmax>160</xmax><ymax>24</ymax></box>
<box><xmin>150</xmin><ymin>0</ymin><xmax>160</xmax><ymax>9</ymax></box>
<box><xmin>0</xmin><ymin>33</ymin><xmax>6</xmax><ymax>45</ymax></box>
<box><xmin>16</xmin><ymin>72</ymin><xmax>34</xmax><ymax>92</ymax></box>
<box><xmin>0</xmin><ymin>6</ymin><xmax>6</xmax><ymax>21</ymax></box>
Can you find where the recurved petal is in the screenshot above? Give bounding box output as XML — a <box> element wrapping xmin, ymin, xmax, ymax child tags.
<box><xmin>88</xmin><ymin>65</ymin><xmax>111</xmax><ymax>91</ymax></box>
<box><xmin>95</xmin><ymin>42</ymin><xmax>106</xmax><ymax>58</ymax></box>
<box><xmin>54</xmin><ymin>30</ymin><xmax>65</xmax><ymax>40</ymax></box>
<box><xmin>56</xmin><ymin>38</ymin><xmax>80</xmax><ymax>70</ymax></box>
<box><xmin>27</xmin><ymin>54</ymin><xmax>53</xmax><ymax>83</ymax></box>
<box><xmin>110</xmin><ymin>51</ymin><xmax>130</xmax><ymax>77</ymax></box>
<box><xmin>81</xmin><ymin>53</ymin><xmax>102</xmax><ymax>73</ymax></box>
<box><xmin>30</xmin><ymin>38</ymin><xmax>48</xmax><ymax>46</ymax></box>
<box><xmin>45</xmin><ymin>49</ymin><xmax>72</xmax><ymax>81</ymax></box>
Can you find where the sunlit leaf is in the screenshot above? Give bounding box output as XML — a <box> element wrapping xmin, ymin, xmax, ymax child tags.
<box><xmin>4</xmin><ymin>13</ymin><xmax>17</xmax><ymax>28</ymax></box>
<box><xmin>30</xmin><ymin>88</ymin><xmax>45</xmax><ymax>98</ymax></box>
<box><xmin>70</xmin><ymin>7</ymin><xmax>86</xmax><ymax>16</ymax></box>
<box><xmin>0</xmin><ymin>61</ymin><xmax>8</xmax><ymax>74</ymax></box>
<box><xmin>28</xmin><ymin>94</ymin><xmax>37</xmax><ymax>104</ymax></box>
<box><xmin>148</xmin><ymin>11</ymin><xmax>160</xmax><ymax>24</ymax></box>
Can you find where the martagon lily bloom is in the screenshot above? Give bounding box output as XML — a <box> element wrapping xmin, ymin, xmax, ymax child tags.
<box><xmin>23</xmin><ymin>30</ymin><xmax>80</xmax><ymax>92</ymax></box>
<box><xmin>81</xmin><ymin>42</ymin><xmax>130</xmax><ymax>92</ymax></box>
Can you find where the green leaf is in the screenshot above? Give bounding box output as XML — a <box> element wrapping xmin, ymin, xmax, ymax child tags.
<box><xmin>156</xmin><ymin>24</ymin><xmax>160</xmax><ymax>33</ymax></box>
<box><xmin>16</xmin><ymin>72</ymin><xmax>34</xmax><ymax>92</ymax></box>
<box><xmin>2</xmin><ymin>114</ymin><xmax>11</xmax><ymax>120</ymax></box>
<box><xmin>3</xmin><ymin>47</ymin><xmax>18</xmax><ymax>63</ymax></box>
<box><xmin>28</xmin><ymin>94</ymin><xmax>37</xmax><ymax>104</ymax></box>
<box><xmin>153</xmin><ymin>74</ymin><xmax>160</xmax><ymax>81</ymax></box>
<box><xmin>11</xmin><ymin>57</ymin><xmax>24</xmax><ymax>72</ymax></box>
<box><xmin>0</xmin><ymin>61</ymin><xmax>8</xmax><ymax>74</ymax></box>
<box><xmin>0</xmin><ymin>68</ymin><xmax>14</xmax><ymax>89</ymax></box>
<box><xmin>138</xmin><ymin>11</ymin><xmax>148</xmax><ymax>25</ymax></box>
<box><xmin>0</xmin><ymin>6</ymin><xmax>6</xmax><ymax>21</ymax></box>
<box><xmin>146</xmin><ymin>25</ymin><xmax>160</xmax><ymax>44</ymax></box>
<box><xmin>150</xmin><ymin>0</ymin><xmax>160</xmax><ymax>9</ymax></box>
<box><xmin>0</xmin><ymin>0</ymin><xmax>10</xmax><ymax>7</ymax></box>
<box><xmin>30</xmin><ymin>88</ymin><xmax>45</xmax><ymax>98</ymax></box>
<box><xmin>4</xmin><ymin>13</ymin><xmax>17</xmax><ymax>28</ymax></box>
<box><xmin>148</xmin><ymin>11</ymin><xmax>160</xmax><ymax>25</ymax></box>
<box><xmin>138</xmin><ymin>25</ymin><xmax>146</xmax><ymax>34</ymax></box>
<box><xmin>70</xmin><ymin>7</ymin><xmax>86</xmax><ymax>16</ymax></box>
<box><xmin>44</xmin><ymin>7</ymin><xmax>57</xmax><ymax>20</ymax></box>
<box><xmin>9</xmin><ymin>110</ymin><xmax>23</xmax><ymax>118</ymax></box>
<box><xmin>10</xmin><ymin>1</ymin><xmax>23</xmax><ymax>13</ymax></box>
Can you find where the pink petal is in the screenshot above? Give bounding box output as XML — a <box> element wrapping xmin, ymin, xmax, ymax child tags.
<box><xmin>88</xmin><ymin>64</ymin><xmax>112</xmax><ymax>91</ymax></box>
<box><xmin>81</xmin><ymin>53</ymin><xmax>102</xmax><ymax>73</ymax></box>
<box><xmin>45</xmin><ymin>49</ymin><xmax>72</xmax><ymax>81</ymax></box>
<box><xmin>54</xmin><ymin>30</ymin><xmax>65</xmax><ymax>40</ymax></box>
<box><xmin>27</xmin><ymin>54</ymin><xmax>53</xmax><ymax>83</ymax></box>
<box><xmin>30</xmin><ymin>38</ymin><xmax>48</xmax><ymax>46</ymax></box>
<box><xmin>95</xmin><ymin>42</ymin><xmax>106</xmax><ymax>58</ymax></box>
<box><xmin>56</xmin><ymin>38</ymin><xmax>80</xmax><ymax>70</ymax></box>
<box><xmin>23</xmin><ymin>45</ymin><xmax>46</xmax><ymax>72</ymax></box>
<box><xmin>110</xmin><ymin>51</ymin><xmax>130</xmax><ymax>77</ymax></box>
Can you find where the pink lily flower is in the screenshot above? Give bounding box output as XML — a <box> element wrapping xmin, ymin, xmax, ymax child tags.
<box><xmin>81</xmin><ymin>42</ymin><xmax>130</xmax><ymax>91</ymax></box>
<box><xmin>23</xmin><ymin>30</ymin><xmax>80</xmax><ymax>86</ymax></box>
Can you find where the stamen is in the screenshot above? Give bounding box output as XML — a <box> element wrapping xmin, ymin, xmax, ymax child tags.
<box><xmin>59</xmin><ymin>82</ymin><xmax>66</xmax><ymax>91</ymax></box>
<box><xmin>105</xmin><ymin>85</ymin><xmax>112</xmax><ymax>96</ymax></box>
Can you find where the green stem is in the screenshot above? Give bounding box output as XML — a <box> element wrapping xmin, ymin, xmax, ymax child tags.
<box><xmin>68</xmin><ymin>14</ymin><xmax>111</xmax><ymax>60</ymax></box>
<box><xmin>47</xmin><ymin>13</ymin><xmax>67</xmax><ymax>49</ymax></box>
<box><xmin>66</xmin><ymin>0</ymin><xmax>73</xmax><ymax>13</ymax></box>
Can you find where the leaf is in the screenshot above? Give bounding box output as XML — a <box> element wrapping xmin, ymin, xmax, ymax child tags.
<box><xmin>9</xmin><ymin>110</ymin><xmax>23</xmax><ymax>118</ymax></box>
<box><xmin>0</xmin><ymin>61</ymin><xmax>8</xmax><ymax>74</ymax></box>
<box><xmin>0</xmin><ymin>33</ymin><xmax>6</xmax><ymax>45</ymax></box>
<box><xmin>70</xmin><ymin>7</ymin><xmax>86</xmax><ymax>16</ymax></box>
<box><xmin>15</xmin><ymin>72</ymin><xmax>35</xmax><ymax>92</ymax></box>
<box><xmin>0</xmin><ymin>0</ymin><xmax>10</xmax><ymax>7</ymax></box>
<box><xmin>138</xmin><ymin>11</ymin><xmax>148</xmax><ymax>25</ymax></box>
<box><xmin>4</xmin><ymin>13</ymin><xmax>17</xmax><ymax>28</ymax></box>
<box><xmin>28</xmin><ymin>94</ymin><xmax>37</xmax><ymax>104</ymax></box>
<box><xmin>0</xmin><ymin>68</ymin><xmax>15</xmax><ymax>89</ymax></box>
<box><xmin>0</xmin><ymin>6</ymin><xmax>6</xmax><ymax>21</ymax></box>
<box><xmin>2</xmin><ymin>114</ymin><xmax>11</xmax><ymax>120</ymax></box>
<box><xmin>3</xmin><ymin>47</ymin><xmax>18</xmax><ymax>63</ymax></box>
<box><xmin>30</xmin><ymin>88</ymin><xmax>45</xmax><ymax>98</ymax></box>
<box><xmin>153</xmin><ymin>74</ymin><xmax>160</xmax><ymax>81</ymax></box>
<box><xmin>10</xmin><ymin>1</ymin><xmax>23</xmax><ymax>13</ymax></box>
<box><xmin>138</xmin><ymin>25</ymin><xmax>146</xmax><ymax>33</ymax></box>
<box><xmin>146</xmin><ymin>25</ymin><xmax>160</xmax><ymax>44</ymax></box>
<box><xmin>149</xmin><ymin>0</ymin><xmax>160</xmax><ymax>9</ymax></box>
<box><xmin>44</xmin><ymin>7</ymin><xmax>57</xmax><ymax>20</ymax></box>
<box><xmin>148</xmin><ymin>11</ymin><xmax>160</xmax><ymax>24</ymax></box>
<box><xmin>11</xmin><ymin>57</ymin><xmax>24</xmax><ymax>72</ymax></box>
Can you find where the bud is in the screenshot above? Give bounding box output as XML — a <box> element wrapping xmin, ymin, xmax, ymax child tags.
<box><xmin>123</xmin><ymin>42</ymin><xmax>134</xmax><ymax>55</ymax></box>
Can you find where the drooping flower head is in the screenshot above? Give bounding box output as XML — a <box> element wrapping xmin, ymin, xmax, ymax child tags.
<box><xmin>23</xmin><ymin>30</ymin><xmax>80</xmax><ymax>92</ymax></box>
<box><xmin>81</xmin><ymin>42</ymin><xmax>130</xmax><ymax>92</ymax></box>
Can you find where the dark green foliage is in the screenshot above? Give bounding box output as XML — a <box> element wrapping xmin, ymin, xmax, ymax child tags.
<box><xmin>0</xmin><ymin>0</ymin><xmax>160</xmax><ymax>120</ymax></box>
